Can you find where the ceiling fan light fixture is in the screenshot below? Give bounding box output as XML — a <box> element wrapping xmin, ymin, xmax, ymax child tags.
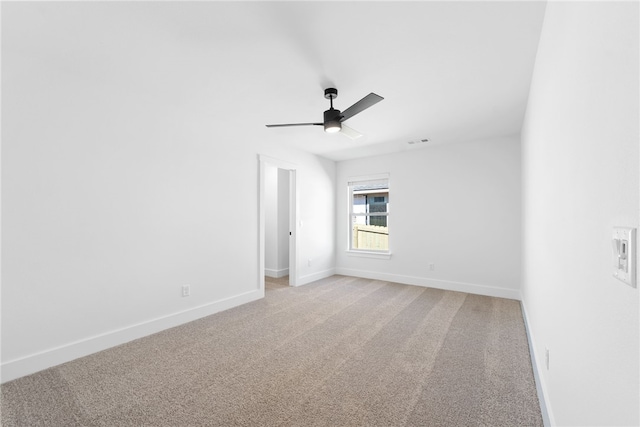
<box><xmin>323</xmin><ymin>106</ymin><xmax>342</xmax><ymax>133</ymax></box>
<box><xmin>324</xmin><ymin>121</ymin><xmax>342</xmax><ymax>133</ymax></box>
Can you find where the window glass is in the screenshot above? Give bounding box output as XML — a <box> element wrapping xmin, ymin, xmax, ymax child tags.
<box><xmin>348</xmin><ymin>177</ymin><xmax>389</xmax><ymax>252</ymax></box>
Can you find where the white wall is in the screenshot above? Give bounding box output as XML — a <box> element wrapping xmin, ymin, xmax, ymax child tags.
<box><xmin>1</xmin><ymin>3</ymin><xmax>335</xmax><ymax>382</ymax></box>
<box><xmin>295</xmin><ymin>156</ymin><xmax>336</xmax><ymax>285</ymax></box>
<box><xmin>521</xmin><ymin>2</ymin><xmax>639</xmax><ymax>426</ymax></box>
<box><xmin>336</xmin><ymin>136</ymin><xmax>522</xmax><ymax>300</ymax></box>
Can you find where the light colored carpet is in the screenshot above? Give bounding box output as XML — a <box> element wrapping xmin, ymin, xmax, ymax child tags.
<box><xmin>1</xmin><ymin>276</ymin><xmax>542</xmax><ymax>426</ymax></box>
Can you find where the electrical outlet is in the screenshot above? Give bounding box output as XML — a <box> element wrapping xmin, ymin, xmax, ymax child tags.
<box><xmin>182</xmin><ymin>285</ymin><xmax>190</xmax><ymax>297</ymax></box>
<box><xmin>545</xmin><ymin>348</ymin><xmax>550</xmax><ymax>370</ymax></box>
<box><xmin>308</xmin><ymin>259</ymin><xmax>312</xmax><ymax>267</ymax></box>
<box><xmin>429</xmin><ymin>263</ymin><xmax>435</xmax><ymax>271</ymax></box>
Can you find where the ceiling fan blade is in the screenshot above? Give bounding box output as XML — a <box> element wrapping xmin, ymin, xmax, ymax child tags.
<box><xmin>340</xmin><ymin>93</ymin><xmax>384</xmax><ymax>122</ymax></box>
<box><xmin>339</xmin><ymin>124</ymin><xmax>363</xmax><ymax>140</ymax></box>
<box><xmin>266</xmin><ymin>123</ymin><xmax>323</xmax><ymax>128</ymax></box>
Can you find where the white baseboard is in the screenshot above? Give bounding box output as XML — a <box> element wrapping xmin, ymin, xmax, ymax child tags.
<box><xmin>1</xmin><ymin>289</ymin><xmax>264</xmax><ymax>384</ymax></box>
<box><xmin>265</xmin><ymin>268</ymin><xmax>289</xmax><ymax>278</ymax></box>
<box><xmin>335</xmin><ymin>268</ymin><xmax>521</xmax><ymax>300</ymax></box>
<box><xmin>297</xmin><ymin>268</ymin><xmax>336</xmax><ymax>286</ymax></box>
<box><xmin>521</xmin><ymin>301</ymin><xmax>555</xmax><ymax>427</ymax></box>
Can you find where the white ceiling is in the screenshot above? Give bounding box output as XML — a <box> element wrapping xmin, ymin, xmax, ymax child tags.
<box><xmin>241</xmin><ymin>1</ymin><xmax>546</xmax><ymax>161</ymax></box>
<box><xmin>6</xmin><ymin>1</ymin><xmax>547</xmax><ymax>162</ymax></box>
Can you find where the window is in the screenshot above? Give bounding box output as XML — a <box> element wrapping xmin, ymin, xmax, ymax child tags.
<box><xmin>348</xmin><ymin>175</ymin><xmax>389</xmax><ymax>253</ymax></box>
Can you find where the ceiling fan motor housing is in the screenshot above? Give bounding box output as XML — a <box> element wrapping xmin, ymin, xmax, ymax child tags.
<box><xmin>324</xmin><ymin>108</ymin><xmax>341</xmax><ymax>122</ymax></box>
<box><xmin>323</xmin><ymin>108</ymin><xmax>342</xmax><ymax>133</ymax></box>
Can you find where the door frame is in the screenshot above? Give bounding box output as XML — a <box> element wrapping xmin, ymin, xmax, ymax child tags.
<box><xmin>258</xmin><ymin>154</ymin><xmax>298</xmax><ymax>289</ymax></box>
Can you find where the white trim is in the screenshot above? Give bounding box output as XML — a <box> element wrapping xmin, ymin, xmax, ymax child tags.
<box><xmin>346</xmin><ymin>250</ymin><xmax>392</xmax><ymax>260</ymax></box>
<box><xmin>334</xmin><ymin>268</ymin><xmax>521</xmax><ymax>300</ymax></box>
<box><xmin>0</xmin><ymin>289</ymin><xmax>263</xmax><ymax>383</ymax></box>
<box><xmin>347</xmin><ymin>172</ymin><xmax>390</xmax><ymax>184</ymax></box>
<box><xmin>265</xmin><ymin>268</ymin><xmax>289</xmax><ymax>278</ymax></box>
<box><xmin>297</xmin><ymin>268</ymin><xmax>336</xmax><ymax>287</ymax></box>
<box><xmin>258</xmin><ymin>154</ymin><xmax>297</xmax><ymax>171</ymax></box>
<box><xmin>521</xmin><ymin>301</ymin><xmax>555</xmax><ymax>427</ymax></box>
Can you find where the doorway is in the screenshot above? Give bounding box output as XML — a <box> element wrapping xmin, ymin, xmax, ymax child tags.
<box><xmin>258</xmin><ymin>155</ymin><xmax>297</xmax><ymax>291</ymax></box>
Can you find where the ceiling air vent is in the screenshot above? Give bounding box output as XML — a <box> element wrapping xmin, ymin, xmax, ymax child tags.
<box><xmin>407</xmin><ymin>138</ymin><xmax>430</xmax><ymax>145</ymax></box>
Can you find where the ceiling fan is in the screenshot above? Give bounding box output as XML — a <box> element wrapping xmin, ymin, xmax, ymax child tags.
<box><xmin>266</xmin><ymin>88</ymin><xmax>384</xmax><ymax>140</ymax></box>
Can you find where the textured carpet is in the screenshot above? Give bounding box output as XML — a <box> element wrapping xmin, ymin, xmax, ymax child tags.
<box><xmin>1</xmin><ymin>276</ymin><xmax>542</xmax><ymax>426</ymax></box>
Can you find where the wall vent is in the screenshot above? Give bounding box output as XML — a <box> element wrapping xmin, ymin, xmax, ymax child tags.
<box><xmin>408</xmin><ymin>138</ymin><xmax>430</xmax><ymax>145</ymax></box>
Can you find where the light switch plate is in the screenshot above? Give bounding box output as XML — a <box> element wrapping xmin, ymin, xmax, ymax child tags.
<box><xmin>612</xmin><ymin>227</ymin><xmax>636</xmax><ymax>288</ymax></box>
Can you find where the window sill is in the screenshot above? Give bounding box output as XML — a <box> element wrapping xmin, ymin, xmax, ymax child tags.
<box><xmin>346</xmin><ymin>250</ymin><xmax>392</xmax><ymax>260</ymax></box>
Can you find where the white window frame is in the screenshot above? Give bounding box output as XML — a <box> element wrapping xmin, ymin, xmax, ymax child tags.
<box><xmin>347</xmin><ymin>173</ymin><xmax>391</xmax><ymax>259</ymax></box>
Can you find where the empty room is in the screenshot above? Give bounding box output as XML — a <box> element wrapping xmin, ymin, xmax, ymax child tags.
<box><xmin>1</xmin><ymin>1</ymin><xmax>638</xmax><ymax>426</ymax></box>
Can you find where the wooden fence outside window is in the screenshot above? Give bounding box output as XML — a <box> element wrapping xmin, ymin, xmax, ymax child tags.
<box><xmin>352</xmin><ymin>225</ymin><xmax>389</xmax><ymax>251</ymax></box>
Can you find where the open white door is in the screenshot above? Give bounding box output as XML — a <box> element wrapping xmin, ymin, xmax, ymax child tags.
<box><xmin>258</xmin><ymin>154</ymin><xmax>298</xmax><ymax>290</ymax></box>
